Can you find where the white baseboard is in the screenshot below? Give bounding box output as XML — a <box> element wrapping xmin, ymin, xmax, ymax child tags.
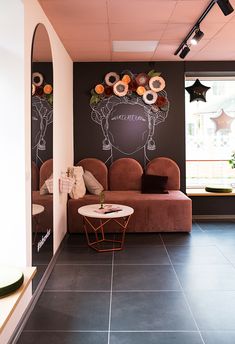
<box><xmin>193</xmin><ymin>214</ymin><xmax>235</xmax><ymax>220</ymax></box>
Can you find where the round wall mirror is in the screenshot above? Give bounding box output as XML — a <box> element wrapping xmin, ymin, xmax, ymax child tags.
<box><xmin>31</xmin><ymin>24</ymin><xmax>53</xmax><ymax>292</ymax></box>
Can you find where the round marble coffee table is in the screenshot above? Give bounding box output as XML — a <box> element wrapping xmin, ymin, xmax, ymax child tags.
<box><xmin>32</xmin><ymin>204</ymin><xmax>44</xmax><ymax>244</ymax></box>
<box><xmin>78</xmin><ymin>204</ymin><xmax>134</xmax><ymax>252</ymax></box>
<box><xmin>32</xmin><ymin>204</ymin><xmax>44</xmax><ymax>216</ymax></box>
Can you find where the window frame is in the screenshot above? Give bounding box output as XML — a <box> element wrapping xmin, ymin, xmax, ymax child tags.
<box><xmin>185</xmin><ymin>74</ymin><xmax>235</xmax><ymax>190</ymax></box>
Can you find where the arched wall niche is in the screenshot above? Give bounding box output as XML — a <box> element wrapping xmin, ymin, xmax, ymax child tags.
<box><xmin>31</xmin><ymin>23</ymin><xmax>53</xmax><ymax>292</ymax></box>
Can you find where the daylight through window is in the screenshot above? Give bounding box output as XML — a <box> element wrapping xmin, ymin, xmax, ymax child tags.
<box><xmin>186</xmin><ymin>76</ymin><xmax>235</xmax><ymax>189</ymax></box>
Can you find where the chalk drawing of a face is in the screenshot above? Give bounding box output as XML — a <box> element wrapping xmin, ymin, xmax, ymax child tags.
<box><xmin>105</xmin><ymin>102</ymin><xmax>150</xmax><ymax>154</ymax></box>
<box><xmin>91</xmin><ymin>91</ymin><xmax>169</xmax><ymax>163</ymax></box>
<box><xmin>32</xmin><ymin>95</ymin><xmax>53</xmax><ymax>164</ymax></box>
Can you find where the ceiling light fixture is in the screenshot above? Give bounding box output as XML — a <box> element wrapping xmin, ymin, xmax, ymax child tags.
<box><xmin>174</xmin><ymin>0</ymin><xmax>234</xmax><ymax>59</ymax></box>
<box><xmin>112</xmin><ymin>41</ymin><xmax>158</xmax><ymax>53</ymax></box>
<box><xmin>179</xmin><ymin>45</ymin><xmax>190</xmax><ymax>59</ymax></box>
<box><xmin>190</xmin><ymin>27</ymin><xmax>204</xmax><ymax>45</ymax></box>
<box><xmin>216</xmin><ymin>0</ymin><xmax>234</xmax><ymax>16</ymax></box>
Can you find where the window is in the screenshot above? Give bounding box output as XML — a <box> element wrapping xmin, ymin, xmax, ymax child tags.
<box><xmin>186</xmin><ymin>76</ymin><xmax>235</xmax><ymax>189</ymax></box>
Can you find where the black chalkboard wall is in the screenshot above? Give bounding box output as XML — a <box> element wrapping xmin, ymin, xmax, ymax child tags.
<box><xmin>32</xmin><ymin>62</ymin><xmax>53</xmax><ymax>167</ymax></box>
<box><xmin>74</xmin><ymin>61</ymin><xmax>186</xmax><ymax>186</ymax></box>
<box><xmin>74</xmin><ymin>61</ymin><xmax>235</xmax><ymax>216</ymax></box>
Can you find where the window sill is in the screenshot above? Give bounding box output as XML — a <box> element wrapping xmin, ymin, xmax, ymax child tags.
<box><xmin>187</xmin><ymin>188</ymin><xmax>235</xmax><ymax>196</ymax></box>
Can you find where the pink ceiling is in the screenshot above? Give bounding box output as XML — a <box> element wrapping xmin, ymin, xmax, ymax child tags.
<box><xmin>37</xmin><ymin>0</ymin><xmax>235</xmax><ymax>62</ymax></box>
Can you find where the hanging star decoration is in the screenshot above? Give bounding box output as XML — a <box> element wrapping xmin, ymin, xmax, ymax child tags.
<box><xmin>185</xmin><ymin>78</ymin><xmax>210</xmax><ymax>102</ymax></box>
<box><xmin>210</xmin><ymin>109</ymin><xmax>235</xmax><ymax>132</ymax></box>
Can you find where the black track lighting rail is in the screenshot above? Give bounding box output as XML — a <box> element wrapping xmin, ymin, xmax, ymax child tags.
<box><xmin>174</xmin><ymin>0</ymin><xmax>216</xmax><ymax>56</ymax></box>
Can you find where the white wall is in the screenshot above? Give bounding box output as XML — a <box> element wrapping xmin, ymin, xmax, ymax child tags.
<box><xmin>0</xmin><ymin>1</ymin><xmax>27</xmax><ymax>267</ymax></box>
<box><xmin>0</xmin><ymin>0</ymin><xmax>73</xmax><ymax>341</ymax></box>
<box><xmin>24</xmin><ymin>0</ymin><xmax>74</xmax><ymax>253</ymax></box>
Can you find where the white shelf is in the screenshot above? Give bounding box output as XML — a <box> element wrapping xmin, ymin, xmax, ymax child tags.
<box><xmin>0</xmin><ymin>267</ymin><xmax>36</xmax><ymax>334</ymax></box>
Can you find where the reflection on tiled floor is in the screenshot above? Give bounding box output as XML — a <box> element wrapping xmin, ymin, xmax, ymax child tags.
<box><xmin>32</xmin><ymin>233</ymin><xmax>53</xmax><ymax>292</ymax></box>
<box><xmin>17</xmin><ymin>221</ymin><xmax>235</xmax><ymax>344</ymax></box>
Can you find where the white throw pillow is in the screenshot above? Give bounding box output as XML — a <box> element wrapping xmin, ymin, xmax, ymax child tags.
<box><xmin>40</xmin><ymin>174</ymin><xmax>53</xmax><ymax>195</ymax></box>
<box><xmin>69</xmin><ymin>166</ymin><xmax>86</xmax><ymax>199</ymax></box>
<box><xmin>83</xmin><ymin>170</ymin><xmax>104</xmax><ymax>195</ymax></box>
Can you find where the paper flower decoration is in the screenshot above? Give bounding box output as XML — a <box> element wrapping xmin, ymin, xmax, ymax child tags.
<box><xmin>122</xmin><ymin>74</ymin><xmax>131</xmax><ymax>84</ymax></box>
<box><xmin>32</xmin><ymin>72</ymin><xmax>44</xmax><ymax>86</ymax></box>
<box><xmin>113</xmin><ymin>80</ymin><xmax>128</xmax><ymax>97</ymax></box>
<box><xmin>156</xmin><ymin>96</ymin><xmax>168</xmax><ymax>109</ymax></box>
<box><xmin>185</xmin><ymin>78</ymin><xmax>210</xmax><ymax>102</ymax></box>
<box><xmin>149</xmin><ymin>76</ymin><xmax>165</xmax><ymax>92</ymax></box>
<box><xmin>90</xmin><ymin>70</ymin><xmax>162</xmax><ymax>103</ymax></box>
<box><xmin>136</xmin><ymin>86</ymin><xmax>146</xmax><ymax>96</ymax></box>
<box><xmin>105</xmin><ymin>72</ymin><xmax>120</xmax><ymax>86</ymax></box>
<box><xmin>32</xmin><ymin>72</ymin><xmax>53</xmax><ymax>105</ymax></box>
<box><xmin>143</xmin><ymin>90</ymin><xmax>158</xmax><ymax>105</ymax></box>
<box><xmin>104</xmin><ymin>86</ymin><xmax>113</xmax><ymax>96</ymax></box>
<box><xmin>89</xmin><ymin>69</ymin><xmax>169</xmax><ymax>118</ymax></box>
<box><xmin>43</xmin><ymin>84</ymin><xmax>53</xmax><ymax>95</ymax></box>
<box><xmin>135</xmin><ymin>73</ymin><xmax>149</xmax><ymax>86</ymax></box>
<box><xmin>95</xmin><ymin>84</ymin><xmax>104</xmax><ymax>95</ymax></box>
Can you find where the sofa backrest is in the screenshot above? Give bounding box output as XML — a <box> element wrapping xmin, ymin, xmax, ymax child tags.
<box><xmin>146</xmin><ymin>157</ymin><xmax>180</xmax><ymax>190</ymax></box>
<box><xmin>77</xmin><ymin>158</ymin><xmax>108</xmax><ymax>190</ymax></box>
<box><xmin>40</xmin><ymin>159</ymin><xmax>53</xmax><ymax>188</ymax></box>
<box><xmin>109</xmin><ymin>158</ymin><xmax>143</xmax><ymax>191</ymax></box>
<box><xmin>32</xmin><ymin>161</ymin><xmax>39</xmax><ymax>191</ymax></box>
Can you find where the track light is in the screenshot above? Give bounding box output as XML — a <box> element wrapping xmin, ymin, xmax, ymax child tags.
<box><xmin>216</xmin><ymin>0</ymin><xmax>234</xmax><ymax>16</ymax></box>
<box><xmin>179</xmin><ymin>45</ymin><xmax>190</xmax><ymax>59</ymax></box>
<box><xmin>190</xmin><ymin>27</ymin><xmax>204</xmax><ymax>45</ymax></box>
<box><xmin>174</xmin><ymin>0</ymin><xmax>234</xmax><ymax>58</ymax></box>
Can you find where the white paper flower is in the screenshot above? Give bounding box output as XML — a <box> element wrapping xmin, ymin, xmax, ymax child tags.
<box><xmin>105</xmin><ymin>72</ymin><xmax>120</xmax><ymax>86</ymax></box>
<box><xmin>143</xmin><ymin>90</ymin><xmax>158</xmax><ymax>104</ymax></box>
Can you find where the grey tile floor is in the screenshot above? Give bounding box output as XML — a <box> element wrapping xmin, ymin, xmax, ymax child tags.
<box><xmin>17</xmin><ymin>221</ymin><xmax>235</xmax><ymax>344</ymax></box>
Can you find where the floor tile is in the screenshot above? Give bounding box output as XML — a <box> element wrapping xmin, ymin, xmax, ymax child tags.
<box><xmin>217</xmin><ymin>246</ymin><xmax>235</xmax><ymax>263</ymax></box>
<box><xmin>122</xmin><ymin>233</ymin><xmax>162</xmax><ymax>246</ymax></box>
<box><xmin>203</xmin><ymin>231</ymin><xmax>235</xmax><ymax>247</ymax></box>
<box><xmin>197</xmin><ymin>221</ymin><xmax>235</xmax><ymax>231</ymax></box>
<box><xmin>32</xmin><ymin>244</ymin><xmax>53</xmax><ymax>265</ymax></box>
<box><xmin>186</xmin><ymin>291</ymin><xmax>235</xmax><ymax>330</ymax></box>
<box><xmin>202</xmin><ymin>331</ymin><xmax>235</xmax><ymax>344</ymax></box>
<box><xmin>57</xmin><ymin>246</ymin><xmax>112</xmax><ymax>264</ymax></box>
<box><xmin>161</xmin><ymin>231</ymin><xmax>212</xmax><ymax>247</ymax></box>
<box><xmin>110</xmin><ymin>331</ymin><xmax>204</xmax><ymax>344</ymax></box>
<box><xmin>113</xmin><ymin>265</ymin><xmax>180</xmax><ymax>291</ymax></box>
<box><xmin>111</xmin><ymin>292</ymin><xmax>196</xmax><ymax>331</ymax></box>
<box><xmin>167</xmin><ymin>245</ymin><xmax>230</xmax><ymax>265</ymax></box>
<box><xmin>18</xmin><ymin>221</ymin><xmax>235</xmax><ymax>344</ymax></box>
<box><xmin>17</xmin><ymin>331</ymin><xmax>108</xmax><ymax>344</ymax></box>
<box><xmin>45</xmin><ymin>265</ymin><xmax>112</xmax><ymax>291</ymax></box>
<box><xmin>174</xmin><ymin>264</ymin><xmax>235</xmax><ymax>291</ymax></box>
<box><xmin>63</xmin><ymin>234</ymin><xmax>88</xmax><ymax>247</ymax></box>
<box><xmin>192</xmin><ymin>222</ymin><xmax>204</xmax><ymax>231</ymax></box>
<box><xmin>25</xmin><ymin>292</ymin><xmax>110</xmax><ymax>331</ymax></box>
<box><xmin>63</xmin><ymin>233</ymin><xmax>115</xmax><ymax>247</ymax></box>
<box><xmin>114</xmin><ymin>246</ymin><xmax>170</xmax><ymax>265</ymax></box>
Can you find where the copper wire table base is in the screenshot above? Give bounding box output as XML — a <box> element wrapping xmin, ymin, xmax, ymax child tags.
<box><xmin>82</xmin><ymin>215</ymin><xmax>132</xmax><ymax>252</ymax></box>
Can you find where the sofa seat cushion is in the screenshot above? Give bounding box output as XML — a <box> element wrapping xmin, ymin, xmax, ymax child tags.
<box><xmin>32</xmin><ymin>191</ymin><xmax>53</xmax><ymax>232</ymax></box>
<box><xmin>67</xmin><ymin>190</ymin><xmax>192</xmax><ymax>233</ymax></box>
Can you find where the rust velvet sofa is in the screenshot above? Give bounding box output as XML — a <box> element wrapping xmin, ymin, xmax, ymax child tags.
<box><xmin>67</xmin><ymin>157</ymin><xmax>192</xmax><ymax>233</ymax></box>
<box><xmin>32</xmin><ymin>159</ymin><xmax>53</xmax><ymax>232</ymax></box>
